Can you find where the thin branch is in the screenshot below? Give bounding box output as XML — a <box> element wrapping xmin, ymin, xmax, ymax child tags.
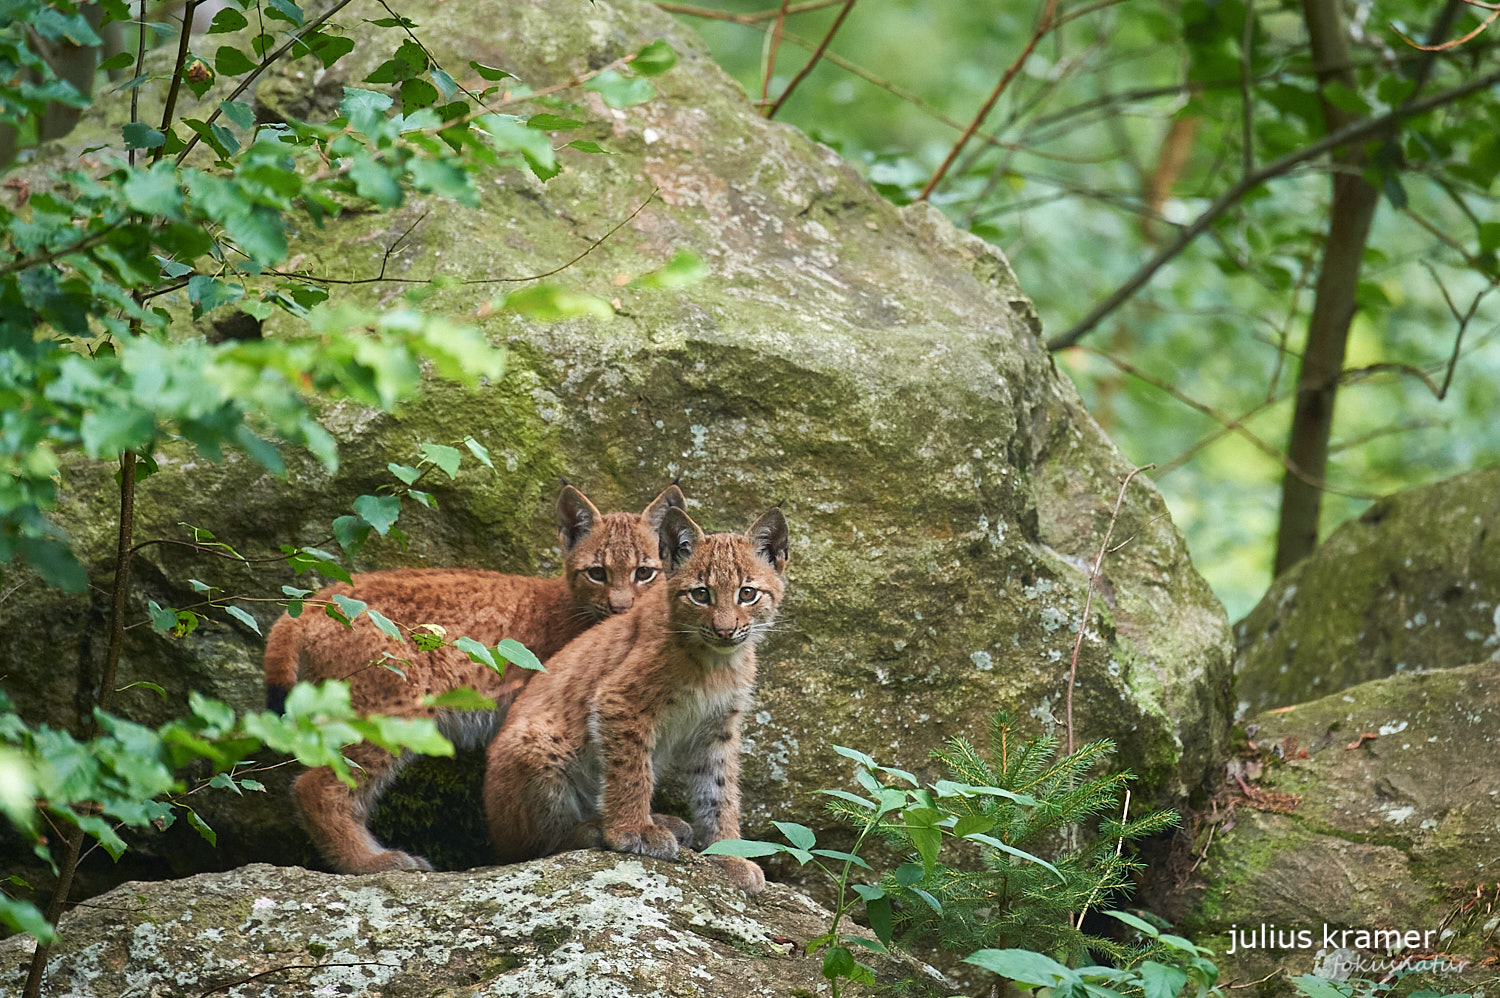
<box><xmin>1240</xmin><ymin>0</ymin><xmax>1255</xmax><ymax>179</ymax></box>
<box><xmin>657</xmin><ymin>0</ymin><xmax>846</xmax><ymax>25</ymax></box>
<box><xmin>1082</xmin><ymin>347</ymin><xmax>1381</xmax><ymax>499</ymax></box>
<box><xmin>1394</xmin><ymin>6</ymin><xmax>1500</xmax><ymax>49</ymax></box>
<box><xmin>766</xmin><ymin>0</ymin><xmax>857</xmax><ymax>119</ymax></box>
<box><xmin>1066</xmin><ymin>467</ymin><xmax>1152</xmax><ymax>757</ymax></box>
<box><xmin>918</xmin><ymin>0</ymin><xmax>1060</xmax><ymax>201</ymax></box>
<box><xmin>762</xmin><ymin>0</ymin><xmax>792</xmax><ymax>104</ymax></box>
<box><xmin>1046</xmin><ymin>65</ymin><xmax>1500</xmax><ymax>350</ymax></box>
<box><xmin>152</xmin><ymin>1</ymin><xmax>202</xmax><ymax>166</ymax></box>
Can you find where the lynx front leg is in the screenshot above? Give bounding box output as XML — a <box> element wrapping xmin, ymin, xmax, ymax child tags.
<box><xmin>293</xmin><ymin>742</ymin><xmax>431</xmax><ymax>873</ymax></box>
<box><xmin>598</xmin><ymin>712</ymin><xmax>682</xmax><ymax>860</ymax></box>
<box><xmin>684</xmin><ymin>712</ymin><xmax>765</xmax><ymax>895</ymax></box>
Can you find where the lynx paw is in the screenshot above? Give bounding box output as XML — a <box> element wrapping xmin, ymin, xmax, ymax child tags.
<box><xmin>650</xmin><ymin>813</ymin><xmax>695</xmax><ymax>848</ymax></box>
<box><xmin>605</xmin><ymin>821</ymin><xmax>682</xmax><ymax>860</ymax></box>
<box><xmin>710</xmin><ymin>855</ymin><xmax>766</xmax><ymax>896</ymax></box>
<box><xmin>353</xmin><ymin>849</ymin><xmax>434</xmax><ymax>873</ymax></box>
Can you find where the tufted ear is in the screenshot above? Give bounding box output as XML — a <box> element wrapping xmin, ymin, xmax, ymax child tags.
<box><xmin>658</xmin><ymin>506</ymin><xmax>704</xmax><ymax>574</ymax></box>
<box><xmin>745</xmin><ymin>507</ymin><xmax>789</xmax><ymax>574</ymax></box>
<box><xmin>641</xmin><ymin>483</ymin><xmax>687</xmax><ymax>533</ymax></box>
<box><xmin>557</xmin><ymin>485</ymin><xmax>602</xmax><ymax>552</ymax></box>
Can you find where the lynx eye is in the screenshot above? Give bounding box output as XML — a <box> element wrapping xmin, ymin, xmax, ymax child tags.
<box><xmin>584</xmin><ymin>567</ymin><xmax>608</xmax><ymax>584</ymax></box>
<box><xmin>687</xmin><ymin>586</ymin><xmax>712</xmax><ymax>605</ymax></box>
<box><xmin>737</xmin><ymin>586</ymin><xmax>760</xmax><ymax>605</ymax></box>
<box><xmin>634</xmin><ymin>566</ymin><xmax>658</xmax><ymax>584</ymax></box>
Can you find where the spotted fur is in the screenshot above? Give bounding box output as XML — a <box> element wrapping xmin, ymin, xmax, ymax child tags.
<box><xmin>262</xmin><ymin>484</ymin><xmax>684</xmax><ymax>874</ymax></box>
<box><xmin>484</xmin><ymin>505</ymin><xmax>789</xmax><ymax>896</ymax></box>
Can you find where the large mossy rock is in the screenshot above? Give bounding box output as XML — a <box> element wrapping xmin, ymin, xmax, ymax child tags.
<box><xmin>1236</xmin><ymin>466</ymin><xmax>1500</xmax><ymax>712</ymax></box>
<box><xmin>0</xmin><ymin>854</ymin><xmax>950</xmax><ymax>996</ymax></box>
<box><xmin>0</xmin><ymin>0</ymin><xmax>1231</xmax><ymax>891</ymax></box>
<box><xmin>1170</xmin><ymin>661</ymin><xmax>1500</xmax><ymax>991</ymax></box>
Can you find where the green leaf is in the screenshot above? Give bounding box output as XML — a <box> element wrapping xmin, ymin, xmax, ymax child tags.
<box><xmin>583</xmin><ymin>69</ymin><xmax>656</xmax><ymax>108</ymax></box>
<box><xmin>122</xmin><ymin>122</ymin><xmax>165</xmax><ymax>150</ymax></box>
<box><xmin>215</xmin><ymin>45</ymin><xmax>258</xmax><ymax>76</ymax></box>
<box><xmin>964</xmin><ymin>949</ymin><xmax>1073</xmax><ymax>986</ymax></box>
<box><xmin>352</xmin><ymin>494</ymin><xmax>401</xmax><ymax>535</ymax></box>
<box><xmin>349</xmin><ymin>152</ymin><xmax>402</xmax><ymax>208</ymax></box>
<box><xmin>422</xmin><ymin>687</ymin><xmax>497</xmax><ymax>710</ymax></box>
<box><xmin>1290</xmin><ymin>977</ymin><xmax>1352</xmax><ymax>998</ymax></box>
<box><xmin>811</xmin><ymin>848</ymin><xmax>871</xmax><ymax>869</ymax></box>
<box><xmin>494</xmin><ymin>637</ymin><xmax>545</xmax><ymax>672</ymax></box>
<box><xmin>565</xmin><ymin>140</ymin><xmax>610</xmax><ymax>154</ymax></box>
<box><xmin>331</xmin><ymin>594</ymin><xmax>367</xmax><ymax>623</ymax></box>
<box><xmin>208</xmin><ymin>7</ymin><xmax>249</xmax><ymax>32</ymax></box>
<box><xmin>341</xmin><ymin>87</ymin><xmax>394</xmax><ymax>128</ymax></box>
<box><xmin>865</xmin><ymin>895</ymin><xmax>893</xmax><ymax>947</ymax></box>
<box><xmin>117</xmin><ymin>680</ymin><xmax>167</xmax><ymax>699</ymax></box>
<box><xmin>225</xmin><ymin>605</ymin><xmax>261</xmax><ymax>634</ymax></box>
<box><xmin>365</xmin><ymin>608</ymin><xmax>402</xmax><ymax>641</ymax></box>
<box><xmin>701</xmin><ymin>838</ymin><xmax>784</xmax><ymax>858</ymax></box>
<box><xmin>419</xmin><ymin>442</ymin><xmax>462</xmax><ymax>479</ymax></box>
<box><xmin>527</xmin><ymin>113</ymin><xmax>585</xmax><ymax>130</ymax></box>
<box><xmin>388</xmin><ymin>462</ymin><xmax>421</xmax><ymax>484</ymax></box>
<box><xmin>219</xmin><ymin>99</ymin><xmax>256</xmax><ymax>130</ymax></box>
<box><xmin>184</xmin><ymin>809</ymin><xmax>217</xmax><ymax>846</ymax></box>
<box><xmin>0</xmin><ymin>896</ymin><xmax>56</xmax><ymax>942</ymax></box>
<box><xmin>331</xmin><ymin>515</ymin><xmax>371</xmax><ymax>553</ymax></box>
<box><xmin>631</xmin><ymin>40</ymin><xmax>677</xmax><ymax>76</ymax></box>
<box><xmin>1104</xmin><ymin>910</ymin><xmax>1161</xmax><ymax>938</ymax></box>
<box><xmin>99</xmin><ymin>50</ymin><xmax>135</xmax><ymax>72</ymax></box>
<box><xmin>148</xmin><ymin>600</ymin><xmax>177</xmax><ymax>634</ymax></box>
<box><xmin>821</xmin><ymin>945</ymin><xmax>855</xmax><ymax>981</ymax></box>
<box><xmin>832</xmin><ymin>744</ymin><xmax>877</xmax><ymax>769</ymax></box>
<box><xmin>773</xmin><ymin>821</ymin><xmax>816</xmax><ymax>850</ymax></box>
<box><xmin>632</xmin><ymin>249</ymin><xmax>707</xmax><ymax>289</ymax></box>
<box><xmin>454</xmin><ymin>635</ymin><xmax>497</xmax><ymax>670</ymax></box>
<box><xmin>462</xmin><ymin>436</ymin><xmax>493</xmax><ymax>468</ymax></box>
<box><xmin>1138</xmin><ymin>961</ymin><xmax>1188</xmax><ymax>998</ymax></box>
<box><xmin>469</xmin><ymin>60</ymin><xmax>515</xmax><ymax>81</ymax></box>
<box><xmin>965</xmin><ymin>833</ymin><xmax>1064</xmax><ymax>880</ymax></box>
<box><xmin>952</xmin><ymin>814</ymin><xmax>994</xmax><ymax>838</ymax></box>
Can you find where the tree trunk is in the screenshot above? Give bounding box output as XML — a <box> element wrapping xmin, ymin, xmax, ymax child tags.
<box><xmin>1272</xmin><ymin>0</ymin><xmax>1378</xmax><ymax>576</ymax></box>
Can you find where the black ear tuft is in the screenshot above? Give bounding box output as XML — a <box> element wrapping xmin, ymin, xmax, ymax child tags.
<box><xmin>557</xmin><ymin>485</ymin><xmax>601</xmax><ymax>552</ymax></box>
<box><xmin>642</xmin><ymin>483</ymin><xmax>687</xmax><ymax>531</ymax></box>
<box><xmin>659</xmin><ymin>506</ymin><xmax>703</xmax><ymax>573</ymax></box>
<box><xmin>745</xmin><ymin>507</ymin><xmax>789</xmax><ymax>573</ymax></box>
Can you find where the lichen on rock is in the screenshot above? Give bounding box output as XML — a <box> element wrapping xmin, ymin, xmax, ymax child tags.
<box><xmin>0</xmin><ymin>856</ymin><xmax>951</xmax><ymax>996</ymax></box>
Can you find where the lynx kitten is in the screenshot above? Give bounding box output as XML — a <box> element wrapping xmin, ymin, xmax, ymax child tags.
<box><xmin>484</xmin><ymin>503</ymin><xmax>788</xmax><ymax>895</ymax></box>
<box><xmin>262</xmin><ymin>484</ymin><xmax>684</xmax><ymax>873</ymax></box>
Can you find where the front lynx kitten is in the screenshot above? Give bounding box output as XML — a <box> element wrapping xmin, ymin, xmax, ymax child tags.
<box><xmin>262</xmin><ymin>483</ymin><xmax>684</xmax><ymax>873</ymax></box>
<box><xmin>484</xmin><ymin>504</ymin><xmax>788</xmax><ymax>895</ymax></box>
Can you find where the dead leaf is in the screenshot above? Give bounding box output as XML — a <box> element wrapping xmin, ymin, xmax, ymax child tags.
<box><xmin>1345</xmin><ymin>732</ymin><xmax>1378</xmax><ymax>750</ymax></box>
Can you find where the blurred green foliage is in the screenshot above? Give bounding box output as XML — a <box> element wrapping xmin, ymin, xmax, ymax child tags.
<box><xmin>669</xmin><ymin>0</ymin><xmax>1500</xmax><ymax>618</ymax></box>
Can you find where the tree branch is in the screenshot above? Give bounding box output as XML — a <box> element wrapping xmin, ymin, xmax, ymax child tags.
<box><xmin>1046</xmin><ymin>65</ymin><xmax>1500</xmax><ymax>351</ymax></box>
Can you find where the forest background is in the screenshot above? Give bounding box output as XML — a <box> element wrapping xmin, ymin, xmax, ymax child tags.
<box><xmin>663</xmin><ymin>0</ymin><xmax>1500</xmax><ymax>619</ymax></box>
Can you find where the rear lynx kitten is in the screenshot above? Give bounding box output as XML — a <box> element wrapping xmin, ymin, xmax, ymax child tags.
<box><xmin>484</xmin><ymin>503</ymin><xmax>788</xmax><ymax>895</ymax></box>
<box><xmin>263</xmin><ymin>483</ymin><xmax>684</xmax><ymax>873</ymax></box>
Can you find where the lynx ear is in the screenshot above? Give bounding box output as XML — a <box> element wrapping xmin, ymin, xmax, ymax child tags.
<box><xmin>641</xmin><ymin>483</ymin><xmax>687</xmax><ymax>532</ymax></box>
<box><xmin>745</xmin><ymin>507</ymin><xmax>789</xmax><ymax>574</ymax></box>
<box><xmin>658</xmin><ymin>506</ymin><xmax>703</xmax><ymax>574</ymax></box>
<box><xmin>557</xmin><ymin>485</ymin><xmax>602</xmax><ymax>552</ymax></box>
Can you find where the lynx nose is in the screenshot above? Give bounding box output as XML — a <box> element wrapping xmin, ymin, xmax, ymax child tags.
<box><xmin>609</xmin><ymin>593</ymin><xmax>634</xmax><ymax>614</ymax></box>
<box><xmin>712</xmin><ymin>623</ymin><xmax>737</xmax><ymax>639</ymax></box>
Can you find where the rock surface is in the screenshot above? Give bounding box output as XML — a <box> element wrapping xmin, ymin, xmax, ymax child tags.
<box><xmin>1235</xmin><ymin>466</ymin><xmax>1500</xmax><ymax>712</ymax></box>
<box><xmin>0</xmin><ymin>0</ymin><xmax>1231</xmax><ymax>893</ymax></box>
<box><xmin>1169</xmin><ymin>661</ymin><xmax>1500</xmax><ymax>989</ymax></box>
<box><xmin>0</xmin><ymin>855</ymin><xmax>949</xmax><ymax>997</ymax></box>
